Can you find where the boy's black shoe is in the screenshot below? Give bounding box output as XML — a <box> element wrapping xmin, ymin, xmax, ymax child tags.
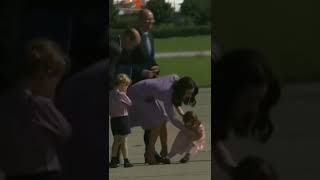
<box><xmin>124</xmin><ymin>158</ymin><xmax>133</xmax><ymax>168</ymax></box>
<box><xmin>109</xmin><ymin>157</ymin><xmax>119</xmax><ymax>168</ymax></box>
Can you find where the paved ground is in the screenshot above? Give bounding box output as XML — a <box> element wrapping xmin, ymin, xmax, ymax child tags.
<box><xmin>156</xmin><ymin>51</ymin><xmax>211</xmax><ymax>59</ymax></box>
<box><xmin>2</xmin><ymin>83</ymin><xmax>320</xmax><ymax>179</ymax></box>
<box><xmin>213</xmin><ymin>83</ymin><xmax>320</xmax><ymax>179</ymax></box>
<box><xmin>0</xmin><ymin>89</ymin><xmax>212</xmax><ymax>180</ymax></box>
<box><xmin>109</xmin><ymin>88</ymin><xmax>212</xmax><ymax>180</ymax></box>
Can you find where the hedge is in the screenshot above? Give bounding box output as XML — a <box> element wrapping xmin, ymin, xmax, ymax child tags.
<box><xmin>110</xmin><ymin>15</ymin><xmax>138</xmax><ymax>29</ymax></box>
<box><xmin>110</xmin><ymin>25</ymin><xmax>211</xmax><ymax>39</ymax></box>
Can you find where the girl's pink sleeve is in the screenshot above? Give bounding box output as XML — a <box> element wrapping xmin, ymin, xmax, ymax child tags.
<box><xmin>197</xmin><ymin>125</ymin><xmax>206</xmax><ymax>140</ymax></box>
<box><xmin>191</xmin><ymin>125</ymin><xmax>205</xmax><ymax>141</ymax></box>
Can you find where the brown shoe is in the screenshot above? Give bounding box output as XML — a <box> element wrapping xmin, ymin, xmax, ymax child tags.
<box><xmin>161</xmin><ymin>157</ymin><xmax>171</xmax><ymax>164</ymax></box>
<box><xmin>145</xmin><ymin>153</ymin><xmax>160</xmax><ymax>165</ymax></box>
<box><xmin>144</xmin><ymin>152</ymin><xmax>162</xmax><ymax>164</ymax></box>
<box><xmin>160</xmin><ymin>149</ymin><xmax>168</xmax><ymax>158</ymax></box>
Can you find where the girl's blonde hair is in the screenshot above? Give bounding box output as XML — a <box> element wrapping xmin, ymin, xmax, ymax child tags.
<box><xmin>25</xmin><ymin>38</ymin><xmax>67</xmax><ymax>78</ymax></box>
<box><xmin>113</xmin><ymin>73</ymin><xmax>131</xmax><ymax>87</ymax></box>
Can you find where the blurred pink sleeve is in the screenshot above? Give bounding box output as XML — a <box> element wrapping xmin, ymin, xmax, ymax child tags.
<box><xmin>31</xmin><ymin>96</ymin><xmax>72</xmax><ymax>142</ymax></box>
<box><xmin>119</xmin><ymin>92</ymin><xmax>132</xmax><ymax>106</ymax></box>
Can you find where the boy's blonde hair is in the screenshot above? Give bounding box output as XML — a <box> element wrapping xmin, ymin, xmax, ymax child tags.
<box><xmin>113</xmin><ymin>73</ymin><xmax>131</xmax><ymax>87</ymax></box>
<box><xmin>25</xmin><ymin>38</ymin><xmax>67</xmax><ymax>78</ymax></box>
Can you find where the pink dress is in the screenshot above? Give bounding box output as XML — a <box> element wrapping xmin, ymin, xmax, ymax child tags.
<box><xmin>169</xmin><ymin>124</ymin><xmax>205</xmax><ymax>156</ymax></box>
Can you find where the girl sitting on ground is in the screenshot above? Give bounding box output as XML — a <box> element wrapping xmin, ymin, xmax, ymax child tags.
<box><xmin>163</xmin><ymin>111</ymin><xmax>205</xmax><ymax>164</ymax></box>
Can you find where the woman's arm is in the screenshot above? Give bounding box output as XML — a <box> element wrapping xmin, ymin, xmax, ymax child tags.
<box><xmin>213</xmin><ymin>141</ymin><xmax>237</xmax><ymax>177</ymax></box>
<box><xmin>174</xmin><ymin>106</ymin><xmax>185</xmax><ymax>117</ymax></box>
<box><xmin>163</xmin><ymin>100</ymin><xmax>185</xmax><ymax>130</ymax></box>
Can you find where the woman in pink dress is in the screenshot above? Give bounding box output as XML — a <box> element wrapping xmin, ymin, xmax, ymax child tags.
<box><xmin>127</xmin><ymin>74</ymin><xmax>199</xmax><ymax>165</ymax></box>
<box><xmin>163</xmin><ymin>111</ymin><xmax>205</xmax><ymax>164</ymax></box>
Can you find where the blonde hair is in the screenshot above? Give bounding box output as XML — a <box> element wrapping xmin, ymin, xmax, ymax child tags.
<box><xmin>113</xmin><ymin>73</ymin><xmax>131</xmax><ymax>87</ymax></box>
<box><xmin>25</xmin><ymin>38</ymin><xmax>67</xmax><ymax>77</ymax></box>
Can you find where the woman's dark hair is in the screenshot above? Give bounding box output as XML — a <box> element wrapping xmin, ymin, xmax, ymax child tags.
<box><xmin>171</xmin><ymin>76</ymin><xmax>198</xmax><ymax>107</ymax></box>
<box><xmin>213</xmin><ymin>49</ymin><xmax>281</xmax><ymax>143</ymax></box>
<box><xmin>234</xmin><ymin>156</ymin><xmax>278</xmax><ymax>180</ymax></box>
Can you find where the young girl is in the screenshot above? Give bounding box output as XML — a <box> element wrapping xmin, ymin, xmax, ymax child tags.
<box><xmin>233</xmin><ymin>156</ymin><xmax>278</xmax><ymax>180</ymax></box>
<box><xmin>0</xmin><ymin>39</ymin><xmax>71</xmax><ymax>180</ymax></box>
<box><xmin>163</xmin><ymin>111</ymin><xmax>205</xmax><ymax>164</ymax></box>
<box><xmin>109</xmin><ymin>73</ymin><xmax>133</xmax><ymax>168</ymax></box>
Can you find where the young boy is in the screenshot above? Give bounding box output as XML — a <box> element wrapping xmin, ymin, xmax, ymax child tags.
<box><xmin>109</xmin><ymin>74</ymin><xmax>133</xmax><ymax>168</ymax></box>
<box><xmin>0</xmin><ymin>39</ymin><xmax>71</xmax><ymax>179</ymax></box>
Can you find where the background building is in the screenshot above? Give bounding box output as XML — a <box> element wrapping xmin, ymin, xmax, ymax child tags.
<box><xmin>113</xmin><ymin>0</ymin><xmax>184</xmax><ymax>14</ymax></box>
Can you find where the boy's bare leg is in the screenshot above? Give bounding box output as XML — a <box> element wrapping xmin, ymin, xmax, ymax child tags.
<box><xmin>120</xmin><ymin>136</ymin><xmax>128</xmax><ymax>159</ymax></box>
<box><xmin>111</xmin><ymin>136</ymin><xmax>121</xmax><ymax>158</ymax></box>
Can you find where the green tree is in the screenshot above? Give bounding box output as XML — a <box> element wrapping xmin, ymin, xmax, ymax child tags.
<box><xmin>180</xmin><ymin>0</ymin><xmax>211</xmax><ymax>25</ymax></box>
<box><xmin>109</xmin><ymin>0</ymin><xmax>119</xmax><ymax>26</ymax></box>
<box><xmin>146</xmin><ymin>0</ymin><xmax>175</xmax><ymax>24</ymax></box>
